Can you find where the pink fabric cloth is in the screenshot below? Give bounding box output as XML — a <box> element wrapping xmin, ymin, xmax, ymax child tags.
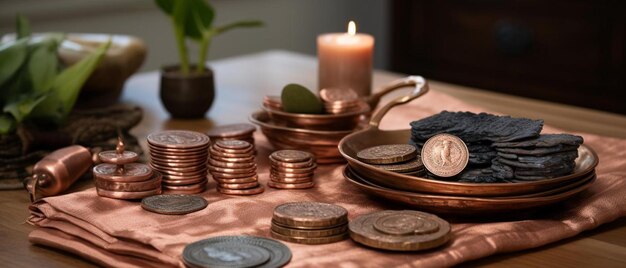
<box><xmin>28</xmin><ymin>90</ymin><xmax>626</xmax><ymax>267</ymax></box>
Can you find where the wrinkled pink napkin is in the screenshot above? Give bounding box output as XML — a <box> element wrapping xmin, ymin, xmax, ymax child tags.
<box><xmin>28</xmin><ymin>90</ymin><xmax>626</xmax><ymax>267</ymax></box>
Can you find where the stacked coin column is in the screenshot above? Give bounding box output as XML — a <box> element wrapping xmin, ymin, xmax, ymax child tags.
<box><xmin>206</xmin><ymin>123</ymin><xmax>257</xmax><ymax>152</ymax></box>
<box><xmin>271</xmin><ymin>202</ymin><xmax>349</xmax><ymax>244</ymax></box>
<box><xmin>269</xmin><ymin>150</ymin><xmax>317</xmax><ymax>189</ymax></box>
<box><xmin>208</xmin><ymin>140</ymin><xmax>264</xmax><ymax>195</ymax></box>
<box><xmin>147</xmin><ymin>130</ymin><xmax>210</xmax><ymax>194</ymax></box>
<box><xmin>94</xmin><ymin>138</ymin><xmax>162</xmax><ymax>199</ymax></box>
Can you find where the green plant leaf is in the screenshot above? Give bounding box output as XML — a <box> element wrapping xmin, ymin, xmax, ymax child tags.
<box><xmin>186</xmin><ymin>0</ymin><xmax>215</xmax><ymax>40</ymax></box>
<box><xmin>0</xmin><ymin>38</ymin><xmax>28</xmax><ymax>88</ymax></box>
<box><xmin>154</xmin><ymin>0</ymin><xmax>174</xmax><ymax>14</ymax></box>
<box><xmin>172</xmin><ymin>0</ymin><xmax>190</xmax><ymax>74</ymax></box>
<box><xmin>28</xmin><ymin>37</ymin><xmax>60</xmax><ymax>93</ymax></box>
<box><xmin>0</xmin><ymin>114</ymin><xmax>15</xmax><ymax>134</ymax></box>
<box><xmin>31</xmin><ymin>39</ymin><xmax>111</xmax><ymax>123</ymax></box>
<box><xmin>214</xmin><ymin>20</ymin><xmax>263</xmax><ymax>35</ymax></box>
<box><xmin>16</xmin><ymin>14</ymin><xmax>31</xmax><ymax>39</ymax></box>
<box><xmin>3</xmin><ymin>93</ymin><xmax>47</xmax><ymax>122</ymax></box>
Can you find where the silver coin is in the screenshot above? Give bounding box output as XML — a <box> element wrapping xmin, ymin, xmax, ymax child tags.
<box><xmin>141</xmin><ymin>194</ymin><xmax>208</xmax><ymax>215</ymax></box>
<box><xmin>183</xmin><ymin>236</ymin><xmax>292</xmax><ymax>268</ymax></box>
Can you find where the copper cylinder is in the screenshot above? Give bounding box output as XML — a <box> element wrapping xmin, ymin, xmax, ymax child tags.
<box><xmin>32</xmin><ymin>145</ymin><xmax>93</xmax><ymax>197</ymax></box>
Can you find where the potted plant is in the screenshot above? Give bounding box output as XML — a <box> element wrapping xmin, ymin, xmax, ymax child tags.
<box><xmin>155</xmin><ymin>0</ymin><xmax>262</xmax><ymax>118</ymax></box>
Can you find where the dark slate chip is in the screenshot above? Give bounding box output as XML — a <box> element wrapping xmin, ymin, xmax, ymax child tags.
<box><xmin>410</xmin><ymin>111</ymin><xmax>543</xmax><ymax>143</ymax></box>
<box><xmin>457</xmin><ymin>168</ymin><xmax>501</xmax><ymax>183</ymax></box>
<box><xmin>492</xmin><ymin>134</ymin><xmax>583</xmax><ymax>148</ymax></box>
<box><xmin>496</xmin><ymin>152</ymin><xmax>518</xmax><ymax>160</ymax></box>
<box><xmin>495</xmin><ymin>145</ymin><xmax>579</xmax><ymax>156</ymax></box>
<box><xmin>469</xmin><ymin>151</ymin><xmax>498</xmax><ymax>166</ymax></box>
<box><xmin>516</xmin><ymin>151</ymin><xmax>578</xmax><ymax>164</ymax></box>
<box><xmin>491</xmin><ymin>160</ymin><xmax>514</xmax><ymax>180</ymax></box>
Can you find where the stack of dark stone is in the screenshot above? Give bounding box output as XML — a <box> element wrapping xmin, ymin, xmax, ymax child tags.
<box><xmin>410</xmin><ymin>111</ymin><xmax>584</xmax><ymax>183</ymax></box>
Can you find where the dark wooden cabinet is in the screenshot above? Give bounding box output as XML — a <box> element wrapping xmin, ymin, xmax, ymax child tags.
<box><xmin>391</xmin><ymin>0</ymin><xmax>626</xmax><ymax>115</ymax></box>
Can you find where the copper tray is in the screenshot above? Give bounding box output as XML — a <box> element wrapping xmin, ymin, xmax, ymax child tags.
<box><xmin>337</xmin><ymin>79</ymin><xmax>599</xmax><ymax>197</ymax></box>
<box><xmin>344</xmin><ymin>165</ymin><xmax>596</xmax><ymax>215</ymax></box>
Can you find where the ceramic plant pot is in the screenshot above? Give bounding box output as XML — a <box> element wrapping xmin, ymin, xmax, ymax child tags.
<box><xmin>160</xmin><ymin>65</ymin><xmax>215</xmax><ymax>118</ymax></box>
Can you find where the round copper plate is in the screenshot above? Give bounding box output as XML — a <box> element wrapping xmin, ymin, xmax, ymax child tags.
<box><xmin>344</xmin><ymin>165</ymin><xmax>596</xmax><ymax>215</ymax></box>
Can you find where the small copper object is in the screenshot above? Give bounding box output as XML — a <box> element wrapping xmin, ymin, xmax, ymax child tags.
<box><xmin>207</xmin><ymin>140</ymin><xmax>263</xmax><ymax>195</ymax></box>
<box><xmin>93</xmin><ymin>137</ymin><xmax>162</xmax><ymax>199</ymax></box>
<box><xmin>320</xmin><ymin>88</ymin><xmax>362</xmax><ymax>114</ymax></box>
<box><xmin>268</xmin><ymin>150</ymin><xmax>316</xmax><ymax>190</ymax></box>
<box><xmin>270</xmin><ymin>202</ymin><xmax>349</xmax><ymax>244</ymax></box>
<box><xmin>148</xmin><ymin>130</ymin><xmax>210</xmax><ymax>195</ymax></box>
<box><xmin>356</xmin><ymin>144</ymin><xmax>418</xmax><ymax>165</ymax></box>
<box><xmin>263</xmin><ymin>95</ymin><xmax>283</xmax><ymax>110</ymax></box>
<box><xmin>25</xmin><ymin>145</ymin><xmax>93</xmax><ymax>202</ymax></box>
<box><xmin>348</xmin><ymin>210</ymin><xmax>450</xmax><ymax>251</ymax></box>
<box><xmin>421</xmin><ymin>134</ymin><xmax>469</xmax><ymax>178</ymax></box>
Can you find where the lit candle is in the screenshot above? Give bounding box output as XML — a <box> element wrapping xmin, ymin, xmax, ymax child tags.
<box><xmin>317</xmin><ymin>21</ymin><xmax>374</xmax><ymax>97</ymax></box>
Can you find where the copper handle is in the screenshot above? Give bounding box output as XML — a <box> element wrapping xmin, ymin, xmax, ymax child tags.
<box><xmin>368</xmin><ymin>76</ymin><xmax>429</xmax><ymax>128</ymax></box>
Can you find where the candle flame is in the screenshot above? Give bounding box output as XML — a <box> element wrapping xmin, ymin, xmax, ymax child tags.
<box><xmin>348</xmin><ymin>21</ymin><xmax>356</xmax><ymax>35</ymax></box>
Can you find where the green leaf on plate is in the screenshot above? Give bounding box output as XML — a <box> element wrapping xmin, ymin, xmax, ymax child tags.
<box><xmin>281</xmin><ymin>83</ymin><xmax>324</xmax><ymax>114</ymax></box>
<box><xmin>16</xmin><ymin>14</ymin><xmax>31</xmax><ymax>39</ymax></box>
<box><xmin>0</xmin><ymin>38</ymin><xmax>28</xmax><ymax>88</ymax></box>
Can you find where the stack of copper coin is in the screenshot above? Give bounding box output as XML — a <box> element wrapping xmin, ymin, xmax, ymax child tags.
<box><xmin>206</xmin><ymin>123</ymin><xmax>257</xmax><ymax>151</ymax></box>
<box><xmin>269</xmin><ymin>150</ymin><xmax>317</xmax><ymax>189</ymax></box>
<box><xmin>147</xmin><ymin>130</ymin><xmax>209</xmax><ymax>194</ymax></box>
<box><xmin>263</xmin><ymin>95</ymin><xmax>283</xmax><ymax>110</ymax></box>
<box><xmin>271</xmin><ymin>202</ymin><xmax>349</xmax><ymax>244</ymax></box>
<box><xmin>320</xmin><ymin>88</ymin><xmax>361</xmax><ymax>114</ymax></box>
<box><xmin>93</xmin><ymin>138</ymin><xmax>162</xmax><ymax>199</ymax></box>
<box><xmin>357</xmin><ymin>144</ymin><xmax>426</xmax><ymax>177</ymax></box>
<box><xmin>208</xmin><ymin>140</ymin><xmax>264</xmax><ymax>195</ymax></box>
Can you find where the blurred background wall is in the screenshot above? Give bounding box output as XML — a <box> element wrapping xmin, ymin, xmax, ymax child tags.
<box><xmin>0</xmin><ymin>0</ymin><xmax>390</xmax><ymax>71</ymax></box>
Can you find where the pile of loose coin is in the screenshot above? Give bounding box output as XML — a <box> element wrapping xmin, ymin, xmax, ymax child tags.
<box><xmin>270</xmin><ymin>202</ymin><xmax>349</xmax><ymax>245</ymax></box>
<box><xmin>182</xmin><ymin>236</ymin><xmax>292</xmax><ymax>268</ymax></box>
<box><xmin>208</xmin><ymin>140</ymin><xmax>264</xmax><ymax>195</ymax></box>
<box><xmin>349</xmin><ymin>210</ymin><xmax>451</xmax><ymax>251</ymax></box>
<box><xmin>269</xmin><ymin>150</ymin><xmax>317</xmax><ymax>189</ymax></box>
<box><xmin>147</xmin><ymin>130</ymin><xmax>209</xmax><ymax>194</ymax></box>
<box><xmin>206</xmin><ymin>123</ymin><xmax>257</xmax><ymax>152</ymax></box>
<box><xmin>357</xmin><ymin>144</ymin><xmax>426</xmax><ymax>177</ymax></box>
<box><xmin>319</xmin><ymin>88</ymin><xmax>362</xmax><ymax>114</ymax></box>
<box><xmin>94</xmin><ymin>138</ymin><xmax>162</xmax><ymax>199</ymax></box>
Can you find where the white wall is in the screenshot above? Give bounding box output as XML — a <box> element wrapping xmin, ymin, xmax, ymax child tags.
<box><xmin>1</xmin><ymin>0</ymin><xmax>389</xmax><ymax>71</ymax></box>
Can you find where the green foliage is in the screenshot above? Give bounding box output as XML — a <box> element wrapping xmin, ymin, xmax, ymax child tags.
<box><xmin>281</xmin><ymin>84</ymin><xmax>324</xmax><ymax>114</ymax></box>
<box><xmin>0</xmin><ymin>15</ymin><xmax>110</xmax><ymax>134</ymax></box>
<box><xmin>154</xmin><ymin>0</ymin><xmax>262</xmax><ymax>75</ymax></box>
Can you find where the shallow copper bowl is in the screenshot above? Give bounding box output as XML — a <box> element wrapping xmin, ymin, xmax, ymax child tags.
<box><xmin>337</xmin><ymin>76</ymin><xmax>599</xmax><ymax>197</ymax></box>
<box><xmin>344</xmin><ymin>165</ymin><xmax>596</xmax><ymax>215</ymax></box>
<box><xmin>263</xmin><ymin>102</ymin><xmax>369</xmax><ymax>130</ymax></box>
<box><xmin>250</xmin><ymin>111</ymin><xmax>356</xmax><ymax>164</ymax></box>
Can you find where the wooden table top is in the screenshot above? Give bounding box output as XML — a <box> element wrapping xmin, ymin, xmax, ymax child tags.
<box><xmin>1</xmin><ymin>50</ymin><xmax>625</xmax><ymax>267</ymax></box>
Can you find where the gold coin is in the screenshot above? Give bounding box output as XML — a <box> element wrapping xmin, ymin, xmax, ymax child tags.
<box><xmin>421</xmin><ymin>134</ymin><xmax>469</xmax><ymax>177</ymax></box>
<box><xmin>356</xmin><ymin>144</ymin><xmax>417</xmax><ymax>164</ymax></box>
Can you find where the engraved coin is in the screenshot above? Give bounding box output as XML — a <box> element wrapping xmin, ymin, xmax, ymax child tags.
<box><xmin>273</xmin><ymin>202</ymin><xmax>348</xmax><ymax>228</ymax></box>
<box><xmin>141</xmin><ymin>194</ymin><xmax>208</xmax><ymax>215</ymax></box>
<box><xmin>270</xmin><ymin>150</ymin><xmax>312</xmax><ymax>163</ymax></box>
<box><xmin>93</xmin><ymin>163</ymin><xmax>153</xmax><ymax>182</ymax></box>
<box><xmin>421</xmin><ymin>134</ymin><xmax>469</xmax><ymax>177</ymax></box>
<box><xmin>357</xmin><ymin>144</ymin><xmax>417</xmax><ymax>164</ymax></box>
<box><xmin>206</xmin><ymin>124</ymin><xmax>256</xmax><ymax>138</ymax></box>
<box><xmin>147</xmin><ymin>130</ymin><xmax>209</xmax><ymax>149</ymax></box>
<box><xmin>349</xmin><ymin>210</ymin><xmax>451</xmax><ymax>251</ymax></box>
<box><xmin>270</xmin><ymin>230</ymin><xmax>348</xmax><ymax>245</ymax></box>
<box><xmin>182</xmin><ymin>236</ymin><xmax>291</xmax><ymax>268</ymax></box>
<box><xmin>98</xmin><ymin>150</ymin><xmax>138</xmax><ymax>165</ymax></box>
<box><xmin>373</xmin><ymin>157</ymin><xmax>424</xmax><ymax>173</ymax></box>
